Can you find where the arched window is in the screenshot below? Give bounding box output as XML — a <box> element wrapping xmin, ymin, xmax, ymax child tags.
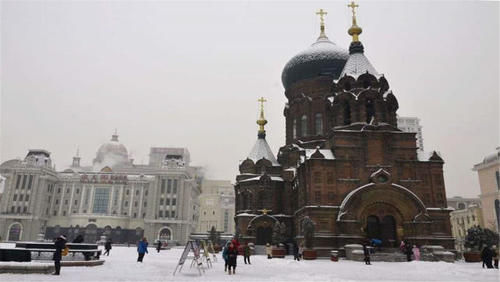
<box><xmin>366</xmin><ymin>99</ymin><xmax>375</xmax><ymax>124</ymax></box>
<box><xmin>458</xmin><ymin>203</ymin><xmax>466</xmax><ymax>210</ymax></box>
<box><xmin>301</xmin><ymin>115</ymin><xmax>308</xmax><ymax>137</ymax></box>
<box><xmin>343</xmin><ymin>102</ymin><xmax>351</xmax><ymax>125</ymax></box>
<box><xmin>158</xmin><ymin>227</ymin><xmax>172</xmax><ymax>241</ymax></box>
<box><xmin>293</xmin><ymin>119</ymin><xmax>297</xmax><ymax>139</ymax></box>
<box><xmin>8</xmin><ymin>223</ymin><xmax>22</xmax><ymax>241</ymax></box>
<box><xmin>315</xmin><ymin>113</ymin><xmax>323</xmax><ymax>135</ymax></box>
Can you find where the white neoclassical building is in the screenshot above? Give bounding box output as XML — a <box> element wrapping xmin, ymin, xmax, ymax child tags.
<box><xmin>0</xmin><ymin>134</ymin><xmax>202</xmax><ymax>245</ymax></box>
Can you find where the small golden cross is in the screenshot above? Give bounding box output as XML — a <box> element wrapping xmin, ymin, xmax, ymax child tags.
<box><xmin>348</xmin><ymin>1</ymin><xmax>359</xmax><ymax>18</ymax></box>
<box><xmin>258</xmin><ymin>97</ymin><xmax>267</xmax><ymax>113</ymax></box>
<box><xmin>316</xmin><ymin>9</ymin><xmax>327</xmax><ymax>25</ymax></box>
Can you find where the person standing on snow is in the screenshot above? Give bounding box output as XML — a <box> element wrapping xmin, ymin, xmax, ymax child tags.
<box><xmin>412</xmin><ymin>245</ymin><xmax>420</xmax><ymax>261</ymax></box>
<box><xmin>404</xmin><ymin>242</ymin><xmax>413</xmax><ymax>262</ymax></box>
<box><xmin>226</xmin><ymin>242</ymin><xmax>238</xmax><ymax>275</ymax></box>
<box><xmin>243</xmin><ymin>242</ymin><xmax>251</xmax><ymax>264</ymax></box>
<box><xmin>137</xmin><ymin>237</ymin><xmax>149</xmax><ymax>262</ymax></box>
<box><xmin>293</xmin><ymin>241</ymin><xmax>300</xmax><ymax>261</ymax></box>
<box><xmin>266</xmin><ymin>243</ymin><xmax>272</xmax><ymax>259</ymax></box>
<box><xmin>53</xmin><ymin>235</ymin><xmax>67</xmax><ymax>275</ymax></box>
<box><xmin>156</xmin><ymin>240</ymin><xmax>162</xmax><ymax>253</ymax></box>
<box><xmin>363</xmin><ymin>242</ymin><xmax>371</xmax><ymax>265</ymax></box>
<box><xmin>492</xmin><ymin>245</ymin><xmax>499</xmax><ymax>269</ymax></box>
<box><xmin>222</xmin><ymin>242</ymin><xmax>229</xmax><ymax>272</ymax></box>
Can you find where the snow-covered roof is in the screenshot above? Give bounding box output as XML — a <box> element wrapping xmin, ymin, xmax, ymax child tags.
<box><xmin>340</xmin><ymin>52</ymin><xmax>380</xmax><ymax>79</ymax></box>
<box><xmin>247</xmin><ymin>137</ymin><xmax>279</xmax><ymax>166</ymax></box>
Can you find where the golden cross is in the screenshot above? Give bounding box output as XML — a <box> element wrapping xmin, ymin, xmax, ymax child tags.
<box><xmin>258</xmin><ymin>97</ymin><xmax>267</xmax><ymax>114</ymax></box>
<box><xmin>348</xmin><ymin>1</ymin><xmax>359</xmax><ymax>18</ymax></box>
<box><xmin>316</xmin><ymin>9</ymin><xmax>327</xmax><ymax>25</ymax></box>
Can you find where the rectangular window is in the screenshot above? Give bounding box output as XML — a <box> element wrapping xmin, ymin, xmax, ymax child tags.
<box><xmin>160</xmin><ymin>199</ymin><xmax>164</xmax><ymax>205</ymax></box>
<box><xmin>21</xmin><ymin>175</ymin><xmax>27</xmax><ymax>189</ymax></box>
<box><xmin>74</xmin><ymin>200</ymin><xmax>78</xmax><ymax>205</ymax></box>
<box><xmin>166</xmin><ymin>198</ymin><xmax>170</xmax><ymax>205</ymax></box>
<box><xmin>25</xmin><ymin>195</ymin><xmax>29</xmax><ymax>201</ymax></box>
<box><xmin>159</xmin><ymin>211</ymin><xmax>163</xmax><ymax>217</ymax></box>
<box><xmin>161</xmin><ymin>179</ymin><xmax>166</xmax><ymax>194</ymax></box>
<box><xmin>23</xmin><ymin>206</ymin><xmax>27</xmax><ymax>213</ymax></box>
<box><xmin>125</xmin><ymin>201</ymin><xmax>129</xmax><ymax>207</ymax></box>
<box><xmin>143</xmin><ymin>202</ymin><xmax>147</xmax><ymax>207</ymax></box>
<box><xmin>11</xmin><ymin>206</ymin><xmax>15</xmax><ymax>213</ymax></box>
<box><xmin>84</xmin><ymin>188</ymin><xmax>90</xmax><ymax>205</ymax></box>
<box><xmin>165</xmin><ymin>211</ymin><xmax>170</xmax><ymax>218</ymax></box>
<box><xmin>13</xmin><ymin>194</ymin><xmax>17</xmax><ymax>201</ymax></box>
<box><xmin>134</xmin><ymin>201</ymin><xmax>138</xmax><ymax>207</ymax></box>
<box><xmin>15</xmin><ymin>175</ymin><xmax>21</xmax><ymax>189</ymax></box>
<box><xmin>167</xmin><ymin>179</ymin><xmax>172</xmax><ymax>193</ymax></box>
<box><xmin>173</xmin><ymin>179</ymin><xmax>178</xmax><ymax>194</ymax></box>
<box><xmin>171</xmin><ymin>211</ymin><xmax>175</xmax><ymax>218</ymax></box>
<box><xmin>172</xmin><ymin>199</ymin><xmax>176</xmax><ymax>206</ymax></box>
<box><xmin>92</xmin><ymin>188</ymin><xmax>110</xmax><ymax>214</ymax></box>
<box><xmin>53</xmin><ymin>210</ymin><xmax>57</xmax><ymax>216</ymax></box>
<box><xmin>113</xmin><ymin>187</ymin><xmax>119</xmax><ymax>206</ymax></box>
<box><xmin>55</xmin><ymin>199</ymin><xmax>59</xmax><ymax>204</ymax></box>
<box><xmin>63</xmin><ymin>211</ymin><xmax>66</xmax><ymax>216</ymax></box>
<box><xmin>133</xmin><ymin>213</ymin><xmax>137</xmax><ymax>218</ymax></box>
<box><xmin>27</xmin><ymin>175</ymin><xmax>33</xmax><ymax>189</ymax></box>
<box><xmin>19</xmin><ymin>195</ymin><xmax>23</xmax><ymax>201</ymax></box>
<box><xmin>16</xmin><ymin>206</ymin><xmax>21</xmax><ymax>213</ymax></box>
<box><xmin>65</xmin><ymin>200</ymin><xmax>68</xmax><ymax>205</ymax></box>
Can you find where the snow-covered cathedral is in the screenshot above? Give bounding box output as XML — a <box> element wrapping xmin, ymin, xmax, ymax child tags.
<box><xmin>0</xmin><ymin>133</ymin><xmax>203</xmax><ymax>244</ymax></box>
<box><xmin>234</xmin><ymin>5</ymin><xmax>454</xmax><ymax>255</ymax></box>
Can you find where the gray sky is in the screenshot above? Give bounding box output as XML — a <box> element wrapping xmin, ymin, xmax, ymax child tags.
<box><xmin>1</xmin><ymin>1</ymin><xmax>498</xmax><ymax>198</ymax></box>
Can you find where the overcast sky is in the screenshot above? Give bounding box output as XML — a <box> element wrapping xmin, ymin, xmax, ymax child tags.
<box><xmin>1</xmin><ymin>0</ymin><xmax>498</xmax><ymax>198</ymax></box>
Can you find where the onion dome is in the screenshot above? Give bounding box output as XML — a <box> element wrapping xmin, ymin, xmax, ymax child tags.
<box><xmin>281</xmin><ymin>9</ymin><xmax>348</xmax><ymax>89</ymax></box>
<box><xmin>93</xmin><ymin>131</ymin><xmax>129</xmax><ymax>169</ymax></box>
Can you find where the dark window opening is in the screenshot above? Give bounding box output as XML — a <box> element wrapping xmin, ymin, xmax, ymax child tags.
<box><xmin>366</xmin><ymin>99</ymin><xmax>375</xmax><ymax>123</ymax></box>
<box><xmin>343</xmin><ymin>102</ymin><xmax>351</xmax><ymax>125</ymax></box>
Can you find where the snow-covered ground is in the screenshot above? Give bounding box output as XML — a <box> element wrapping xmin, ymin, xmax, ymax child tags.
<box><xmin>0</xmin><ymin>245</ymin><xmax>498</xmax><ymax>282</ymax></box>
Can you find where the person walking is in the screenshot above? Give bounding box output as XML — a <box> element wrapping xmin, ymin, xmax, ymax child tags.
<box><xmin>243</xmin><ymin>242</ymin><xmax>251</xmax><ymax>264</ymax></box>
<box><xmin>293</xmin><ymin>241</ymin><xmax>300</xmax><ymax>261</ymax></box>
<box><xmin>226</xmin><ymin>242</ymin><xmax>238</xmax><ymax>275</ymax></box>
<box><xmin>53</xmin><ymin>235</ymin><xmax>67</xmax><ymax>275</ymax></box>
<box><xmin>266</xmin><ymin>243</ymin><xmax>272</xmax><ymax>259</ymax></box>
<box><xmin>137</xmin><ymin>237</ymin><xmax>148</xmax><ymax>262</ymax></box>
<box><xmin>222</xmin><ymin>242</ymin><xmax>229</xmax><ymax>272</ymax></box>
<box><xmin>156</xmin><ymin>240</ymin><xmax>162</xmax><ymax>253</ymax></box>
<box><xmin>363</xmin><ymin>242</ymin><xmax>371</xmax><ymax>265</ymax></box>
<box><xmin>412</xmin><ymin>245</ymin><xmax>420</xmax><ymax>261</ymax></box>
<box><xmin>103</xmin><ymin>239</ymin><xmax>112</xmax><ymax>256</ymax></box>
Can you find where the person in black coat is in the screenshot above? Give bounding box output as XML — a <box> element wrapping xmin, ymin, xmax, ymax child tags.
<box><xmin>156</xmin><ymin>240</ymin><xmax>162</xmax><ymax>253</ymax></box>
<box><xmin>481</xmin><ymin>246</ymin><xmax>494</xmax><ymax>269</ymax></box>
<box><xmin>103</xmin><ymin>239</ymin><xmax>112</xmax><ymax>256</ymax></box>
<box><xmin>363</xmin><ymin>243</ymin><xmax>371</xmax><ymax>265</ymax></box>
<box><xmin>404</xmin><ymin>242</ymin><xmax>413</xmax><ymax>262</ymax></box>
<box><xmin>293</xmin><ymin>241</ymin><xmax>300</xmax><ymax>261</ymax></box>
<box><xmin>53</xmin><ymin>235</ymin><xmax>67</xmax><ymax>275</ymax></box>
<box><xmin>226</xmin><ymin>242</ymin><xmax>238</xmax><ymax>275</ymax></box>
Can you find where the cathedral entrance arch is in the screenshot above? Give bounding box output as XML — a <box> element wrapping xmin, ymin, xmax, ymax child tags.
<box><xmin>248</xmin><ymin>214</ymin><xmax>278</xmax><ymax>245</ymax></box>
<box><xmin>366</xmin><ymin>215</ymin><xmax>380</xmax><ymax>239</ymax></box>
<box><xmin>158</xmin><ymin>227</ymin><xmax>172</xmax><ymax>241</ymax></box>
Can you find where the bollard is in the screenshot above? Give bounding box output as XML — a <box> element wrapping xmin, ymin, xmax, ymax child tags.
<box><xmin>331</xmin><ymin>250</ymin><xmax>339</xmax><ymax>262</ymax></box>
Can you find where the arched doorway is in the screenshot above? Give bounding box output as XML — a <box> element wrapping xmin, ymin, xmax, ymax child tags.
<box><xmin>8</xmin><ymin>223</ymin><xmax>22</xmax><ymax>241</ymax></box>
<box><xmin>256</xmin><ymin>226</ymin><xmax>272</xmax><ymax>245</ymax></box>
<box><xmin>158</xmin><ymin>227</ymin><xmax>172</xmax><ymax>241</ymax></box>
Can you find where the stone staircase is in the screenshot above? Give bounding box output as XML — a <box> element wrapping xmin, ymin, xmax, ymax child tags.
<box><xmin>369</xmin><ymin>248</ymin><xmax>407</xmax><ymax>262</ymax></box>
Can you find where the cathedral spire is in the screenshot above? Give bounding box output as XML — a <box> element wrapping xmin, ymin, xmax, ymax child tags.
<box><xmin>316</xmin><ymin>8</ymin><xmax>328</xmax><ymax>40</ymax></box>
<box><xmin>257</xmin><ymin>97</ymin><xmax>268</xmax><ymax>138</ymax></box>
<box><xmin>347</xmin><ymin>1</ymin><xmax>362</xmax><ymax>43</ymax></box>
